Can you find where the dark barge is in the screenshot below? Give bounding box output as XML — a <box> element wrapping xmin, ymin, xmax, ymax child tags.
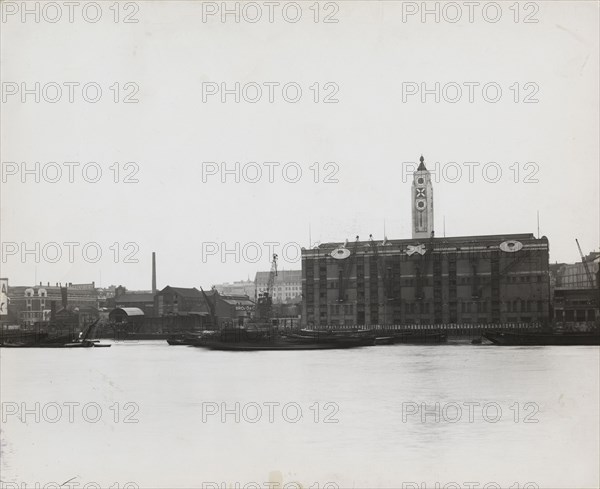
<box><xmin>483</xmin><ymin>330</ymin><xmax>600</xmax><ymax>346</ymax></box>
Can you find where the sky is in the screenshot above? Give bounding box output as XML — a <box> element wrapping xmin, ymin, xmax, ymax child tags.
<box><xmin>1</xmin><ymin>0</ymin><xmax>599</xmax><ymax>290</ymax></box>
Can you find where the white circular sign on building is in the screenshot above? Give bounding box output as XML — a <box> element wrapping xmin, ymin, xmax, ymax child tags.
<box><xmin>499</xmin><ymin>240</ymin><xmax>523</xmax><ymax>253</ymax></box>
<box><xmin>331</xmin><ymin>248</ymin><xmax>351</xmax><ymax>260</ymax></box>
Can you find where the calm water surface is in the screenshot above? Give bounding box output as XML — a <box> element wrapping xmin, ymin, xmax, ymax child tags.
<box><xmin>1</xmin><ymin>341</ymin><xmax>598</xmax><ymax>488</ymax></box>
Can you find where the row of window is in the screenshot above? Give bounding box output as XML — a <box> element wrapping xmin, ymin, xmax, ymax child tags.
<box><xmin>506</xmin><ymin>300</ymin><xmax>544</xmax><ymax>313</ymax></box>
<box><xmin>556</xmin><ymin>310</ymin><xmax>597</xmax><ymax>321</ymax></box>
<box><xmin>20</xmin><ymin>311</ymin><xmax>43</xmax><ymax>319</ymax></box>
<box><xmin>312</xmin><ymin>300</ymin><xmax>547</xmax><ymax>314</ymax></box>
<box><xmin>506</xmin><ymin>275</ymin><xmax>544</xmax><ymax>283</ymax></box>
<box><xmin>311</xmin><ymin>275</ymin><xmax>544</xmax><ymax>287</ymax></box>
<box><xmin>24</xmin><ymin>288</ymin><xmax>47</xmax><ymax>297</ymax></box>
<box><xmin>259</xmin><ymin>287</ymin><xmax>301</xmax><ymax>291</ymax></box>
<box><xmin>309</xmin><ymin>313</ymin><xmax>544</xmax><ymax>324</ymax></box>
<box><xmin>329</xmin><ymin>304</ymin><xmax>355</xmax><ymax>315</ymax></box>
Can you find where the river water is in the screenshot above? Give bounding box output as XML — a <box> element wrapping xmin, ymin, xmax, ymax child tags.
<box><xmin>1</xmin><ymin>341</ymin><xmax>598</xmax><ymax>489</ymax></box>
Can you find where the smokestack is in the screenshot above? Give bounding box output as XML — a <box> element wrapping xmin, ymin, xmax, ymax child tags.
<box><xmin>60</xmin><ymin>287</ymin><xmax>67</xmax><ymax>309</ymax></box>
<box><xmin>152</xmin><ymin>252</ymin><xmax>157</xmax><ymax>294</ymax></box>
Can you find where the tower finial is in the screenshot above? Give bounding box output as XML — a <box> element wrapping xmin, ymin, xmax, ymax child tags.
<box><xmin>420</xmin><ymin>155</ymin><xmax>424</xmax><ymax>163</ymax></box>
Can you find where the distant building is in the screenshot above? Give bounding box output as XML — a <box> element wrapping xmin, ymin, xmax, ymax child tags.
<box><xmin>550</xmin><ymin>252</ymin><xmax>599</xmax><ymax>327</ymax></box>
<box><xmin>213</xmin><ymin>280</ymin><xmax>255</xmax><ymax>298</ymax></box>
<box><xmin>553</xmin><ymin>288</ymin><xmax>598</xmax><ymax>325</ymax></box>
<box><xmin>6</xmin><ymin>282</ymin><xmax>99</xmax><ymax>326</ymax></box>
<box><xmin>550</xmin><ymin>252</ymin><xmax>600</xmax><ymax>289</ymax></box>
<box><xmin>255</xmin><ymin>270</ymin><xmax>302</xmax><ymax>304</ymax></box>
<box><xmin>203</xmin><ymin>290</ymin><xmax>255</xmax><ymax>327</ymax></box>
<box><xmin>109</xmin><ymin>307</ymin><xmax>145</xmax><ymax>326</ymax></box>
<box><xmin>96</xmin><ymin>285</ymin><xmax>117</xmax><ymax>309</ymax></box>
<box><xmin>155</xmin><ymin>286</ymin><xmax>206</xmax><ymax>315</ymax></box>
<box><xmin>112</xmin><ymin>286</ymin><xmax>155</xmax><ymax>315</ymax></box>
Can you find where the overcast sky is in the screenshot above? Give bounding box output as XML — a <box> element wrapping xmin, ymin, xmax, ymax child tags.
<box><xmin>1</xmin><ymin>0</ymin><xmax>598</xmax><ymax>290</ymax></box>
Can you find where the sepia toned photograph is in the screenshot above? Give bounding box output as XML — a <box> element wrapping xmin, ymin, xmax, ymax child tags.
<box><xmin>1</xmin><ymin>1</ymin><xmax>599</xmax><ymax>488</ymax></box>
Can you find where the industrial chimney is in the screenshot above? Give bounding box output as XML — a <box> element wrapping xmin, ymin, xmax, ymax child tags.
<box><xmin>152</xmin><ymin>252</ymin><xmax>157</xmax><ymax>294</ymax></box>
<box><xmin>60</xmin><ymin>286</ymin><xmax>68</xmax><ymax>309</ymax></box>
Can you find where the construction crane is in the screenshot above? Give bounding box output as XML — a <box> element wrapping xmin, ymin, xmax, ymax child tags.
<box><xmin>576</xmin><ymin>239</ymin><xmax>595</xmax><ymax>287</ymax></box>
<box><xmin>256</xmin><ymin>253</ymin><xmax>278</xmax><ymax>320</ymax></box>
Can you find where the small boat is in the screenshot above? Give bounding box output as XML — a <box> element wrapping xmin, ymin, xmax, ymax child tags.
<box><xmin>2</xmin><ymin>333</ymin><xmax>74</xmax><ymax>346</ymax></box>
<box><xmin>2</xmin><ymin>340</ymin><xmax>111</xmax><ymax>348</ymax></box>
<box><xmin>167</xmin><ymin>331</ymin><xmax>218</xmax><ymax>346</ymax></box>
<box><xmin>0</xmin><ymin>342</ymin><xmax>29</xmax><ymax>348</ymax></box>
<box><xmin>0</xmin><ymin>320</ymin><xmax>111</xmax><ymax>348</ymax></box>
<box><xmin>483</xmin><ymin>330</ymin><xmax>600</xmax><ymax>346</ymax></box>
<box><xmin>167</xmin><ymin>338</ymin><xmax>189</xmax><ymax>346</ymax></box>
<box><xmin>298</xmin><ymin>328</ymin><xmax>336</xmax><ymax>337</ymax></box>
<box><xmin>63</xmin><ymin>339</ymin><xmax>111</xmax><ymax>348</ymax></box>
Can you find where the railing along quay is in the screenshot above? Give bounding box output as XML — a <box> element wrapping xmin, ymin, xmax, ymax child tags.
<box><xmin>301</xmin><ymin>322</ymin><xmax>542</xmax><ymax>337</ymax></box>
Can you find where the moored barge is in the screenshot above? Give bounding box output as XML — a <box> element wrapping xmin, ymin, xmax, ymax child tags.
<box><xmin>483</xmin><ymin>330</ymin><xmax>600</xmax><ymax>346</ymax></box>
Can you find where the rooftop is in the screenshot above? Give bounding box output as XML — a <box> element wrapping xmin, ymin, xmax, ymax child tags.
<box><xmin>158</xmin><ymin>286</ymin><xmax>203</xmax><ymax>298</ymax></box>
<box><xmin>115</xmin><ymin>292</ymin><xmax>154</xmax><ymax>303</ymax></box>
<box><xmin>255</xmin><ymin>270</ymin><xmax>302</xmax><ymax>283</ymax></box>
<box><xmin>302</xmin><ymin>233</ymin><xmax>548</xmax><ymax>256</ymax></box>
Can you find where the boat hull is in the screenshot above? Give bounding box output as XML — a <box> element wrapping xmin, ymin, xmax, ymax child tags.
<box><xmin>391</xmin><ymin>331</ymin><xmax>447</xmax><ymax>344</ymax></box>
<box><xmin>1</xmin><ymin>339</ymin><xmax>111</xmax><ymax>348</ymax></box>
<box><xmin>483</xmin><ymin>331</ymin><xmax>600</xmax><ymax>346</ymax></box>
<box><xmin>200</xmin><ymin>340</ymin><xmax>369</xmax><ymax>351</ymax></box>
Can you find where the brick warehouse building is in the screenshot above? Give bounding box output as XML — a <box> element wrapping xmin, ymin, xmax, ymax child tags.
<box><xmin>301</xmin><ymin>157</ymin><xmax>551</xmax><ymax>327</ymax></box>
<box><xmin>301</xmin><ymin>233</ymin><xmax>550</xmax><ymax>326</ymax></box>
